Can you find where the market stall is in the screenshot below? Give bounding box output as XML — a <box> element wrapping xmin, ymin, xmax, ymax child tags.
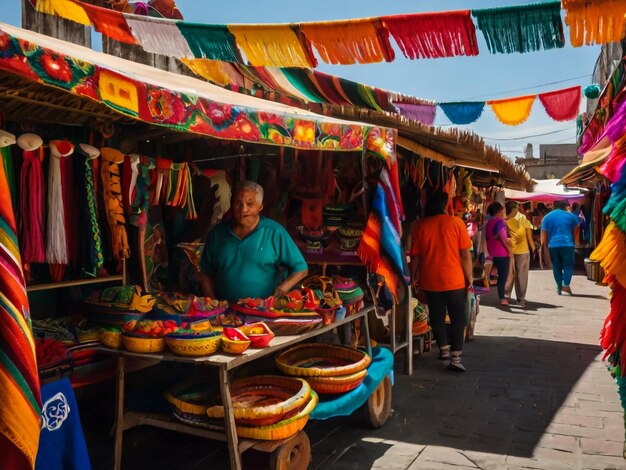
<box><xmin>0</xmin><ymin>22</ymin><xmax>406</xmax><ymax>470</ymax></box>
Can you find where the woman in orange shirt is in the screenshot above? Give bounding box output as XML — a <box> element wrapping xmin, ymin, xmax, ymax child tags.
<box><xmin>410</xmin><ymin>192</ymin><xmax>473</xmax><ymax>372</ymax></box>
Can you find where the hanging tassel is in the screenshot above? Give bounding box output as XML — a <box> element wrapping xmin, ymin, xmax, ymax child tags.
<box><xmin>591</xmin><ymin>222</ymin><xmax>626</xmax><ymax>287</ymax></box>
<box><xmin>177</xmin><ymin>23</ymin><xmax>243</xmax><ymax>62</ymax></box>
<box><xmin>46</xmin><ymin>148</ymin><xmax>68</xmax><ymax>265</ymax></box>
<box><xmin>19</xmin><ymin>149</ymin><xmax>46</xmax><ymax>264</ymax></box>
<box><xmin>300</xmin><ymin>18</ymin><xmax>395</xmax><ymax>65</ymax></box>
<box><xmin>472</xmin><ymin>1</ymin><xmax>565</xmax><ymax>54</ymax></box>
<box><xmin>438</xmin><ymin>101</ymin><xmax>486</xmax><ymax>125</ymax></box>
<box><xmin>538</xmin><ymin>86</ymin><xmax>581</xmax><ymax>121</ymax></box>
<box><xmin>381</xmin><ymin>10</ymin><xmax>478</xmax><ymax>59</ymax></box>
<box><xmin>101</xmin><ymin>148</ymin><xmax>130</xmax><ymax>260</ymax></box>
<box><xmin>488</xmin><ymin>95</ymin><xmax>536</xmax><ymax>126</ymax></box>
<box><xmin>563</xmin><ymin>0</ymin><xmax>626</xmax><ymax>47</ymax></box>
<box><xmin>228</xmin><ymin>24</ymin><xmax>316</xmax><ymax>67</ymax></box>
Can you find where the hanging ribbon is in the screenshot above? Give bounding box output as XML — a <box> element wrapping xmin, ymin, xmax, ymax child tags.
<box><xmin>438</xmin><ymin>101</ymin><xmax>485</xmax><ymax>125</ymax></box>
<box><xmin>125</xmin><ymin>15</ymin><xmax>194</xmax><ymax>58</ymax></box>
<box><xmin>563</xmin><ymin>0</ymin><xmax>626</xmax><ymax>47</ymax></box>
<box><xmin>538</xmin><ymin>86</ymin><xmax>581</xmax><ymax>121</ymax></box>
<box><xmin>381</xmin><ymin>10</ymin><xmax>478</xmax><ymax>59</ymax></box>
<box><xmin>228</xmin><ymin>24</ymin><xmax>315</xmax><ymax>68</ymax></box>
<box><xmin>488</xmin><ymin>95</ymin><xmax>536</xmax><ymax>126</ymax></box>
<box><xmin>46</xmin><ymin>142</ymin><xmax>72</xmax><ymax>266</ymax></box>
<box><xmin>299</xmin><ymin>18</ymin><xmax>394</xmax><ymax>65</ymax></box>
<box><xmin>80</xmin><ymin>2</ymin><xmax>137</xmax><ymax>45</ymax></box>
<box><xmin>19</xmin><ymin>149</ymin><xmax>46</xmax><ymax>264</ymax></box>
<box><xmin>472</xmin><ymin>1</ymin><xmax>565</xmax><ymax>53</ymax></box>
<box><xmin>177</xmin><ymin>23</ymin><xmax>243</xmax><ymax>62</ymax></box>
<box><xmin>393</xmin><ymin>102</ymin><xmax>437</xmax><ymax>125</ymax></box>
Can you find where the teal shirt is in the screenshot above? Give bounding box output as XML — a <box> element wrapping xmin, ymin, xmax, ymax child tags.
<box><xmin>200</xmin><ymin>217</ymin><xmax>307</xmax><ymax>302</ymax></box>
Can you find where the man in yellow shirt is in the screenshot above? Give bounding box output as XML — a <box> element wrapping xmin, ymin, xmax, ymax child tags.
<box><xmin>504</xmin><ymin>201</ymin><xmax>535</xmax><ymax>307</ymax></box>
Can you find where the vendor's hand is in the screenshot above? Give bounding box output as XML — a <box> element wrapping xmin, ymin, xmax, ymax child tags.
<box><xmin>273</xmin><ymin>286</ymin><xmax>287</xmax><ymax>297</ymax></box>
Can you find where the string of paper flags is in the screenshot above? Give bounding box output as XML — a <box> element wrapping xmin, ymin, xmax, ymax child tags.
<box><xmin>34</xmin><ymin>0</ymin><xmax>626</xmax><ymax>69</ymax></box>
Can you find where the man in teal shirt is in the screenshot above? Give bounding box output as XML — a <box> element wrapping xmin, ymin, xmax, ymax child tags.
<box><xmin>199</xmin><ymin>181</ymin><xmax>308</xmax><ymax>302</ymax></box>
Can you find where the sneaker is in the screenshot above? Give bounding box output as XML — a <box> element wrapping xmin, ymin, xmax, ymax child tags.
<box><xmin>562</xmin><ymin>286</ymin><xmax>573</xmax><ymax>295</ymax></box>
<box><xmin>438</xmin><ymin>349</ymin><xmax>450</xmax><ymax>360</ymax></box>
<box><xmin>448</xmin><ymin>357</ymin><xmax>466</xmax><ymax>372</ymax></box>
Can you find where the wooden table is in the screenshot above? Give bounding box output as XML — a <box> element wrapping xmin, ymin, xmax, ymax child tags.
<box><xmin>100</xmin><ymin>306</ymin><xmax>373</xmax><ymax>470</ymax></box>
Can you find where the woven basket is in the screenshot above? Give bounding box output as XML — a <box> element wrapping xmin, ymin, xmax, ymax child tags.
<box><xmin>275</xmin><ymin>343</ymin><xmax>371</xmax><ymax>377</ymax></box>
<box><xmin>235</xmin><ymin>390</ymin><xmax>318</xmax><ymax>440</ymax></box>
<box><xmin>307</xmin><ymin>370</ymin><xmax>367</xmax><ymax>394</ymax></box>
<box><xmin>206</xmin><ymin>376</ymin><xmax>310</xmax><ymax>421</ymax></box>
<box><xmin>265</xmin><ymin>318</ymin><xmax>323</xmax><ymax>336</ymax></box>
<box><xmin>166</xmin><ymin>332</ymin><xmax>221</xmax><ymax>357</ymax></box>
<box><xmin>165</xmin><ymin>380</ymin><xmax>215</xmax><ymax>419</ymax></box>
<box><xmin>122</xmin><ymin>333</ymin><xmax>165</xmax><ymax>353</ymax></box>
<box><xmin>99</xmin><ymin>330</ymin><xmax>122</xmax><ymax>349</ymax></box>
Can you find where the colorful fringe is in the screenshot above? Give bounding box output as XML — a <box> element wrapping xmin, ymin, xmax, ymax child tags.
<box><xmin>538</xmin><ymin>86</ymin><xmax>581</xmax><ymax>122</ymax></box>
<box><xmin>19</xmin><ymin>150</ymin><xmax>45</xmax><ymax>264</ymax></box>
<box><xmin>603</xmin><ymin>163</ymin><xmax>626</xmax><ymax>234</ymax></box>
<box><xmin>45</xmin><ymin>148</ymin><xmax>68</xmax><ymax>265</ymax></box>
<box><xmin>439</xmin><ymin>101</ymin><xmax>485</xmax><ymax>125</ymax></box>
<box><xmin>563</xmin><ymin>0</ymin><xmax>626</xmax><ymax>47</ymax></box>
<box><xmin>600</xmin><ymin>279</ymin><xmax>626</xmax><ymax>367</ymax></box>
<box><xmin>228</xmin><ymin>24</ymin><xmax>315</xmax><ymax>68</ymax></box>
<box><xmin>488</xmin><ymin>95</ymin><xmax>536</xmax><ymax>126</ymax></box>
<box><xmin>472</xmin><ymin>1</ymin><xmax>564</xmax><ymax>53</ymax></box>
<box><xmin>0</xmin><ymin>149</ymin><xmax>41</xmax><ymax>470</ymax></box>
<box><xmin>80</xmin><ymin>2</ymin><xmax>137</xmax><ymax>45</ymax></box>
<box><xmin>381</xmin><ymin>10</ymin><xmax>478</xmax><ymax>59</ymax></box>
<box><xmin>181</xmin><ymin>59</ymin><xmax>244</xmax><ymax>88</ymax></box>
<box><xmin>591</xmin><ymin>222</ymin><xmax>626</xmax><ymax>287</ymax></box>
<box><xmin>177</xmin><ymin>23</ymin><xmax>243</xmax><ymax>62</ymax></box>
<box><xmin>100</xmin><ymin>148</ymin><xmax>130</xmax><ymax>260</ymax></box>
<box><xmin>125</xmin><ymin>15</ymin><xmax>194</xmax><ymax>58</ymax></box>
<box><xmin>300</xmin><ymin>18</ymin><xmax>394</xmax><ymax>65</ymax></box>
<box><xmin>165</xmin><ymin>162</ymin><xmax>197</xmax><ymax>220</ymax></box>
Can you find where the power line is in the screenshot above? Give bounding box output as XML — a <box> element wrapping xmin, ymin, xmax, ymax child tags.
<box><xmin>482</xmin><ymin>127</ymin><xmax>573</xmax><ymax>141</ymax></box>
<box><xmin>459</xmin><ymin>74</ymin><xmax>591</xmax><ymax>101</ymax></box>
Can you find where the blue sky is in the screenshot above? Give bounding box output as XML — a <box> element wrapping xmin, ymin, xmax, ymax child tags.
<box><xmin>0</xmin><ymin>1</ymin><xmax>601</xmax><ymax>159</ymax></box>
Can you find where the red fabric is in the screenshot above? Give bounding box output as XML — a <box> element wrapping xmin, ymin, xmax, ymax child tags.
<box><xmin>80</xmin><ymin>2</ymin><xmax>138</xmax><ymax>45</ymax></box>
<box><xmin>538</xmin><ymin>86</ymin><xmax>581</xmax><ymax>122</ymax></box>
<box><xmin>381</xmin><ymin>10</ymin><xmax>478</xmax><ymax>59</ymax></box>
<box><xmin>19</xmin><ymin>150</ymin><xmax>45</xmax><ymax>264</ymax></box>
<box><xmin>600</xmin><ymin>279</ymin><xmax>626</xmax><ymax>374</ymax></box>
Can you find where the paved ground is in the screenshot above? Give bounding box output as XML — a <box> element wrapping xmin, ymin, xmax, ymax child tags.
<box><xmin>87</xmin><ymin>269</ymin><xmax>625</xmax><ymax>469</ymax></box>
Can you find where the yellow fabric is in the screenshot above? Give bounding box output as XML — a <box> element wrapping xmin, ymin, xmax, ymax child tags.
<box><xmin>98</xmin><ymin>70</ymin><xmax>140</xmax><ymax>116</ymax></box>
<box><xmin>181</xmin><ymin>59</ymin><xmax>240</xmax><ymax>87</ymax></box>
<box><xmin>0</xmin><ymin>366</ymin><xmax>41</xmax><ymax>468</ymax></box>
<box><xmin>34</xmin><ymin>0</ymin><xmax>56</xmax><ymax>15</ymax></box>
<box><xmin>100</xmin><ymin>148</ymin><xmax>129</xmax><ymax>260</ymax></box>
<box><xmin>228</xmin><ymin>24</ymin><xmax>314</xmax><ymax>67</ymax></box>
<box><xmin>51</xmin><ymin>0</ymin><xmax>91</xmax><ymax>26</ymax></box>
<box><xmin>591</xmin><ymin>222</ymin><xmax>626</xmax><ymax>287</ymax></box>
<box><xmin>506</xmin><ymin>212</ymin><xmax>533</xmax><ymax>255</ymax></box>
<box><xmin>0</xmin><ymin>292</ymin><xmax>36</xmax><ymax>355</ymax></box>
<box><xmin>564</xmin><ymin>0</ymin><xmax>626</xmax><ymax>47</ymax></box>
<box><xmin>300</xmin><ymin>18</ymin><xmax>389</xmax><ymax>65</ymax></box>
<box><xmin>488</xmin><ymin>95</ymin><xmax>536</xmax><ymax>126</ymax></box>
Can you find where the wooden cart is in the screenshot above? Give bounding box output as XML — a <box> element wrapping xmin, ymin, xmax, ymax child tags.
<box><xmin>101</xmin><ymin>306</ymin><xmax>376</xmax><ymax>470</ymax></box>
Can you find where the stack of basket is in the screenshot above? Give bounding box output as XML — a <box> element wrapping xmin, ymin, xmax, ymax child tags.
<box><xmin>275</xmin><ymin>343</ymin><xmax>371</xmax><ymax>394</ymax></box>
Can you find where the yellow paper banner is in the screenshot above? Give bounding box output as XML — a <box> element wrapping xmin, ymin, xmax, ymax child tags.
<box><xmin>181</xmin><ymin>59</ymin><xmax>244</xmax><ymax>87</ymax></box>
<box><xmin>37</xmin><ymin>0</ymin><xmax>91</xmax><ymax>26</ymax></box>
<box><xmin>488</xmin><ymin>95</ymin><xmax>536</xmax><ymax>126</ymax></box>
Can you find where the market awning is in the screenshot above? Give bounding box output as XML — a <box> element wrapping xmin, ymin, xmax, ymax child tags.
<box><xmin>505</xmin><ymin>179</ymin><xmax>585</xmax><ymax>203</ymax></box>
<box><xmin>454</xmin><ymin>158</ymin><xmax>499</xmax><ymax>173</ymax></box>
<box><xmin>559</xmin><ymin>137</ymin><xmax>611</xmax><ymax>187</ymax></box>
<box><xmin>397</xmin><ymin>136</ymin><xmax>454</xmax><ymax>167</ymax></box>
<box><xmin>0</xmin><ymin>23</ymin><xmax>385</xmax><ymax>152</ymax></box>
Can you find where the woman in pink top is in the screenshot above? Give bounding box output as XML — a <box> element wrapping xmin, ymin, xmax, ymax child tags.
<box><xmin>485</xmin><ymin>201</ymin><xmax>512</xmax><ymax>306</ymax></box>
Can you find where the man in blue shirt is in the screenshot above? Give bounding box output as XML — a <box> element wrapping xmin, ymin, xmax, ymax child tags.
<box><xmin>199</xmin><ymin>181</ymin><xmax>308</xmax><ymax>302</ymax></box>
<box><xmin>541</xmin><ymin>200</ymin><xmax>580</xmax><ymax>295</ymax></box>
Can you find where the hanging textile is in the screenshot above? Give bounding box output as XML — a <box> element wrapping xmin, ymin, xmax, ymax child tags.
<box><xmin>393</xmin><ymin>102</ymin><xmax>436</xmax><ymax>125</ymax></box>
<box><xmin>603</xmin><ymin>167</ymin><xmax>626</xmax><ymax>234</ymax></box>
<box><xmin>100</xmin><ymin>148</ymin><xmax>130</xmax><ymax>260</ymax></box>
<box><xmin>261</xmin><ymin>67</ymin><xmax>325</xmax><ymax>103</ymax></box>
<box><xmin>438</xmin><ymin>101</ymin><xmax>485</xmax><ymax>125</ymax></box>
<box><xmin>488</xmin><ymin>95</ymin><xmax>536</xmax><ymax>126</ymax></box>
<box><xmin>592</xmin><ymin>222</ymin><xmax>626</xmax><ymax>286</ymax></box>
<box><xmin>36</xmin><ymin>0</ymin><xmax>91</xmax><ymax>25</ymax></box>
<box><xmin>75</xmin><ymin>144</ymin><xmax>103</xmax><ymax>277</ymax></box>
<box><xmin>538</xmin><ymin>86</ymin><xmax>581</xmax><ymax>121</ymax></box>
<box><xmin>381</xmin><ymin>10</ymin><xmax>478</xmax><ymax>59</ymax></box>
<box><xmin>563</xmin><ymin>0</ymin><xmax>626</xmax><ymax>47</ymax></box>
<box><xmin>228</xmin><ymin>24</ymin><xmax>315</xmax><ymax>68</ymax></box>
<box><xmin>299</xmin><ymin>18</ymin><xmax>395</xmax><ymax>65</ymax></box>
<box><xmin>19</xmin><ymin>149</ymin><xmax>45</xmax><ymax>265</ymax></box>
<box><xmin>46</xmin><ymin>141</ymin><xmax>73</xmax><ymax>267</ymax></box>
<box><xmin>1</xmin><ymin>146</ymin><xmax>17</xmax><ymax>216</ymax></box>
<box><xmin>80</xmin><ymin>2</ymin><xmax>137</xmax><ymax>45</ymax></box>
<box><xmin>177</xmin><ymin>23</ymin><xmax>243</xmax><ymax>63</ymax></box>
<box><xmin>0</xmin><ymin>147</ymin><xmax>41</xmax><ymax>470</ymax></box>
<box><xmin>181</xmin><ymin>59</ymin><xmax>245</xmax><ymax>88</ymax></box>
<box><xmin>472</xmin><ymin>1</ymin><xmax>565</xmax><ymax>54</ymax></box>
<box><xmin>125</xmin><ymin>15</ymin><xmax>194</xmax><ymax>58</ymax></box>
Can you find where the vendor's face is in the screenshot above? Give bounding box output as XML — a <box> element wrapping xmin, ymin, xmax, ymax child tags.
<box><xmin>233</xmin><ymin>189</ymin><xmax>263</xmax><ymax>226</ymax></box>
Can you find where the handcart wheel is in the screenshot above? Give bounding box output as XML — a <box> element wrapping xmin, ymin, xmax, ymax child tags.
<box><xmin>270</xmin><ymin>431</ymin><xmax>311</xmax><ymax>470</ymax></box>
<box><xmin>367</xmin><ymin>375</ymin><xmax>392</xmax><ymax>428</ymax></box>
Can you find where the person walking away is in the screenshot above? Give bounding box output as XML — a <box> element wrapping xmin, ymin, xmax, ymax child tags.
<box><xmin>410</xmin><ymin>192</ymin><xmax>473</xmax><ymax>372</ymax></box>
<box><xmin>504</xmin><ymin>201</ymin><xmax>535</xmax><ymax>308</ymax></box>
<box><xmin>485</xmin><ymin>201</ymin><xmax>512</xmax><ymax>306</ymax></box>
<box><xmin>541</xmin><ymin>200</ymin><xmax>580</xmax><ymax>295</ymax></box>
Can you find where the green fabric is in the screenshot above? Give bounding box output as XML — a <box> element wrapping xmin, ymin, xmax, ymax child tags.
<box><xmin>281</xmin><ymin>68</ymin><xmax>326</xmax><ymax>104</ymax></box>
<box><xmin>358</xmin><ymin>85</ymin><xmax>384</xmax><ymax>112</ymax></box>
<box><xmin>1</xmin><ymin>147</ymin><xmax>17</xmax><ymax>216</ymax></box>
<box><xmin>177</xmin><ymin>23</ymin><xmax>242</xmax><ymax>63</ymax></box>
<box><xmin>472</xmin><ymin>1</ymin><xmax>564</xmax><ymax>54</ymax></box>
<box><xmin>200</xmin><ymin>216</ymin><xmax>307</xmax><ymax>302</ymax></box>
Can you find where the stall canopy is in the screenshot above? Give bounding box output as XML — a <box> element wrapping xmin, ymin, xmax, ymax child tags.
<box><xmin>0</xmin><ymin>22</ymin><xmax>390</xmax><ymax>153</ymax></box>
<box><xmin>505</xmin><ymin>179</ymin><xmax>585</xmax><ymax>202</ymax></box>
